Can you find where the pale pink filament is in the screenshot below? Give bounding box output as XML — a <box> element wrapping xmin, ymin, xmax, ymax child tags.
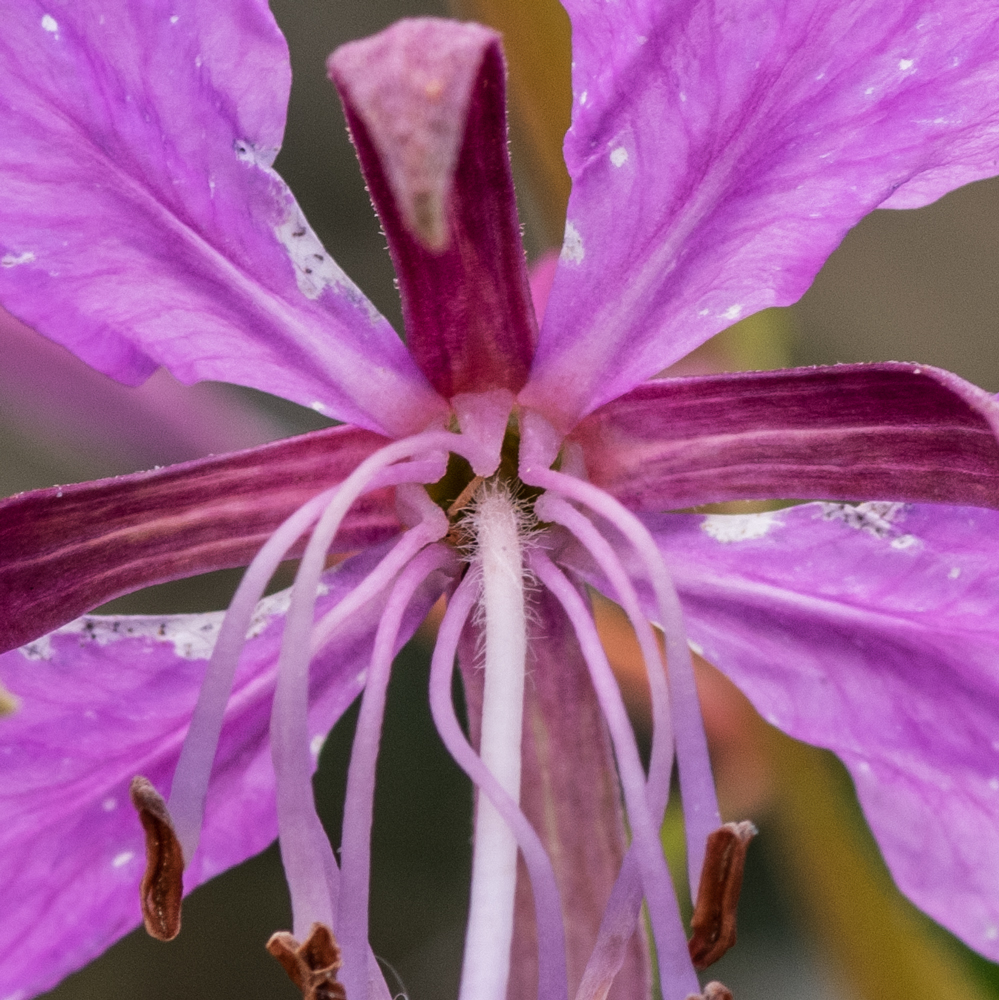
<box><xmin>271</xmin><ymin>428</ymin><xmax>489</xmax><ymax>938</ymax></box>
<box><xmin>523</xmin><ymin>462</ymin><xmax>720</xmax><ymax>893</ymax></box>
<box><xmin>167</xmin><ymin>485</ymin><xmax>342</xmax><ymax>860</ymax></box>
<box><xmin>530</xmin><ymin>549</ymin><xmax>699</xmax><ymax>1000</ymax></box>
<box><xmin>337</xmin><ymin>543</ymin><xmax>458</xmax><ymax>1000</ymax></box>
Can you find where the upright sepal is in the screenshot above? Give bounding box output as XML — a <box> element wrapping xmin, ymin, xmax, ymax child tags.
<box><xmin>330</xmin><ymin>19</ymin><xmax>537</xmax><ymax>399</ymax></box>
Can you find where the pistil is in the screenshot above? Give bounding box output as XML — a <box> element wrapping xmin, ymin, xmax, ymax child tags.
<box><xmin>459</xmin><ymin>483</ymin><xmax>529</xmax><ymax>1000</ymax></box>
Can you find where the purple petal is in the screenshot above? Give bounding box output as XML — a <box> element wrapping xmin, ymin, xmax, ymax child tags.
<box><xmin>329</xmin><ymin>19</ymin><xmax>537</xmax><ymax>399</ymax></box>
<box><xmin>0</xmin><ymin>541</ymin><xmax>446</xmax><ymax>999</ymax></box>
<box><xmin>574</xmin><ymin>363</ymin><xmax>999</xmax><ymax>511</ymax></box>
<box><xmin>0</xmin><ymin>427</ymin><xmax>401</xmax><ymax>653</ymax></box>
<box><xmin>520</xmin><ymin>0</ymin><xmax>999</xmax><ymax>428</ymax></box>
<box><xmin>0</xmin><ymin>306</ymin><xmax>281</xmax><ymax>477</ymax></box>
<box><xmin>0</xmin><ymin>0</ymin><xmax>445</xmax><ymax>435</ymax></box>
<box><xmin>576</xmin><ymin>502</ymin><xmax>999</xmax><ymax>961</ymax></box>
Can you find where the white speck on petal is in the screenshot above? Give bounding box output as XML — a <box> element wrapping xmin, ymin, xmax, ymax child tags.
<box><xmin>858</xmin><ymin>761</ymin><xmax>872</xmax><ymax>775</ymax></box>
<box><xmin>169</xmin><ymin>14</ymin><xmax>179</xmax><ymax>24</ymax></box>
<box><xmin>890</xmin><ymin>534</ymin><xmax>918</xmax><ymax>550</ymax></box>
<box><xmin>310</xmin><ymin>401</ymin><xmax>328</xmax><ymax>413</ymax></box>
<box><xmin>58</xmin><ymin>613</ymin><xmax>223</xmax><ymax>660</ymax></box>
<box><xmin>986</xmin><ymin>925</ymin><xmax>999</xmax><ymax>942</ymax></box>
<box><xmin>234</xmin><ymin>138</ymin><xmax>278</xmax><ymax>169</ymax></box>
<box><xmin>2</xmin><ymin>251</ymin><xmax>35</xmax><ymax>268</ymax></box>
<box><xmin>579</xmin><ymin>90</ymin><xmax>588</xmax><ymax>105</ymax></box>
<box><xmin>721</xmin><ymin>304</ymin><xmax>743</xmax><ymax>321</ymax></box>
<box><xmin>102</xmin><ymin>797</ymin><xmax>117</xmax><ymax>812</ymax></box>
<box><xmin>610</xmin><ymin>147</ymin><xmax>629</xmax><ymax>168</ymax></box>
<box><xmin>561</xmin><ymin>221</ymin><xmax>585</xmax><ymax>265</ymax></box>
<box><xmin>821</xmin><ymin>501</ymin><xmax>907</xmax><ymax>539</ymax></box>
<box><xmin>275</xmin><ymin>204</ymin><xmax>362</xmax><ymax>303</ymax></box>
<box><xmin>865</xmin><ymin>86</ymin><xmax>875</xmax><ymax>96</ymax></box>
<box><xmin>688</xmin><ymin>639</ymin><xmax>704</xmax><ymax>656</ymax></box>
<box><xmin>310</xmin><ymin>734</ymin><xmax>326</xmax><ymax>758</ymax></box>
<box><xmin>949</xmin><ymin>566</ymin><xmax>961</xmax><ymax>579</ymax></box>
<box><xmin>41</xmin><ymin>13</ymin><xmax>58</xmax><ymax>32</ymax></box>
<box><xmin>701</xmin><ymin>511</ymin><xmax>781</xmax><ymax>543</ymax></box>
<box><xmin>898</xmin><ymin>57</ymin><xmax>914</xmax><ymax>71</ymax></box>
<box><xmin>19</xmin><ymin>635</ymin><xmax>53</xmax><ymax>661</ymax></box>
<box><xmin>112</xmin><ymin>851</ymin><xmax>135</xmax><ymax>868</ymax></box>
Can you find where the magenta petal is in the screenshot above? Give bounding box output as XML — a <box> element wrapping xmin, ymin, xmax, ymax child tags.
<box><xmin>0</xmin><ymin>426</ymin><xmax>400</xmax><ymax>653</ymax></box>
<box><xmin>521</xmin><ymin>0</ymin><xmax>999</xmax><ymax>428</ymax></box>
<box><xmin>0</xmin><ymin>0</ymin><xmax>445</xmax><ymax>435</ymax></box>
<box><xmin>0</xmin><ymin>542</ymin><xmax>445</xmax><ymax>999</ymax></box>
<box><xmin>575</xmin><ymin>364</ymin><xmax>999</xmax><ymax>511</ymax></box>
<box><xmin>329</xmin><ymin>19</ymin><xmax>537</xmax><ymax>399</ymax></box>
<box><xmin>599</xmin><ymin>503</ymin><xmax>999</xmax><ymax>960</ymax></box>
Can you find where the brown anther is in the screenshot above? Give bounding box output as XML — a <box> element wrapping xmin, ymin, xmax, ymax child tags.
<box><xmin>129</xmin><ymin>775</ymin><xmax>184</xmax><ymax>941</ymax></box>
<box><xmin>686</xmin><ymin>982</ymin><xmax>734</xmax><ymax>1000</ymax></box>
<box><xmin>266</xmin><ymin>923</ymin><xmax>347</xmax><ymax>1000</ymax></box>
<box><xmin>688</xmin><ymin>820</ymin><xmax>757</xmax><ymax>970</ymax></box>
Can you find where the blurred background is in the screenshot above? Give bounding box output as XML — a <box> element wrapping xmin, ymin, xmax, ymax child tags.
<box><xmin>3</xmin><ymin>0</ymin><xmax>998</xmax><ymax>998</ymax></box>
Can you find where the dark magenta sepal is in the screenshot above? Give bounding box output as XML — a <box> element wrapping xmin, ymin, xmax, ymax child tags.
<box><xmin>576</xmin><ymin>363</ymin><xmax>999</xmax><ymax>512</ymax></box>
<box><xmin>329</xmin><ymin>19</ymin><xmax>537</xmax><ymax>399</ymax></box>
<box><xmin>0</xmin><ymin>426</ymin><xmax>400</xmax><ymax>653</ymax></box>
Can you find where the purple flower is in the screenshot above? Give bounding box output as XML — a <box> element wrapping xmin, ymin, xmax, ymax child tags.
<box><xmin>2</xmin><ymin>3</ymin><xmax>999</xmax><ymax>999</ymax></box>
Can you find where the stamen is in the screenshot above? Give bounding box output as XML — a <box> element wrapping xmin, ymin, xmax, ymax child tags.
<box><xmin>428</xmin><ymin>571</ymin><xmax>569</xmax><ymax>1000</ymax></box>
<box><xmin>168</xmin><ymin>485</ymin><xmax>343</xmax><ymax>862</ymax></box>
<box><xmin>129</xmin><ymin>776</ymin><xmax>183</xmax><ymax>941</ymax></box>
<box><xmin>530</xmin><ymin>550</ymin><xmax>699</xmax><ymax>1000</ymax></box>
<box><xmin>336</xmin><ymin>543</ymin><xmax>458</xmax><ymax>1000</ymax></box>
<box><xmin>310</xmin><ymin>486</ymin><xmax>448</xmax><ymax>653</ymax></box>
<box><xmin>520</xmin><ymin>415</ymin><xmax>720</xmax><ymax>893</ymax></box>
<box><xmin>269</xmin><ymin>427</ymin><xmax>492</xmax><ymax>939</ymax></box>
<box><xmin>688</xmin><ymin>822</ymin><xmax>757</xmax><ymax>970</ymax></box>
<box><xmin>267</xmin><ymin>922</ymin><xmax>346</xmax><ymax>1000</ymax></box>
<box><xmin>534</xmin><ymin>494</ymin><xmax>674</xmax><ymax>800</ymax></box>
<box><xmin>460</xmin><ymin>483</ymin><xmax>529</xmax><ymax>1000</ymax></box>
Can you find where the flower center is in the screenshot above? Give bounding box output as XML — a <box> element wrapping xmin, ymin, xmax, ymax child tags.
<box><xmin>125</xmin><ymin>402</ymin><xmax>750</xmax><ymax>1000</ymax></box>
